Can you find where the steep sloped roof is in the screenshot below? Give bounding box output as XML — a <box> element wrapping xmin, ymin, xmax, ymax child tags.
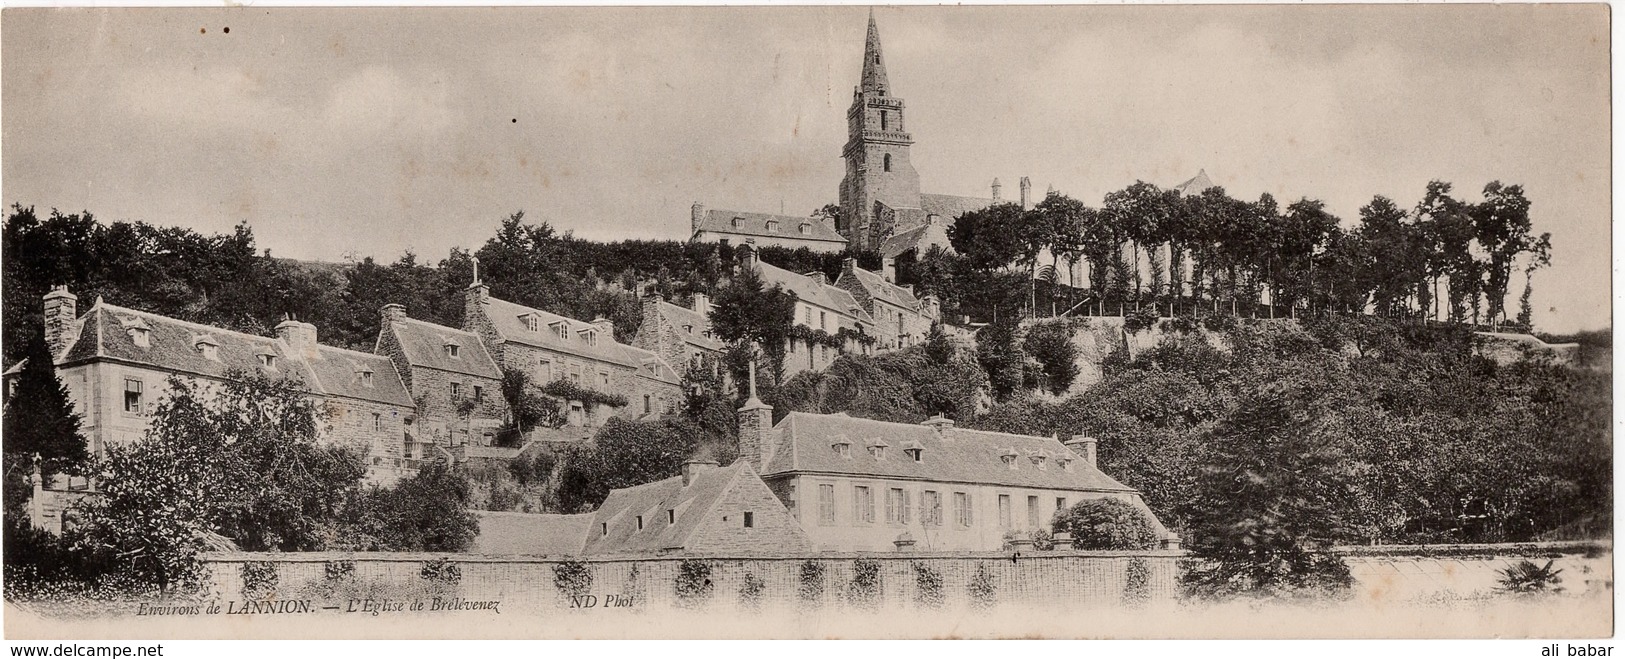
<box><xmin>920</xmin><ymin>193</ymin><xmax>993</xmax><ymax>221</ymax></box>
<box><xmin>470</xmin><ymin>511</ymin><xmax>594</xmax><ymax>555</ymax></box>
<box><xmin>656</xmin><ymin>300</ymin><xmax>724</xmax><ymax>353</ymax></box>
<box><xmin>582</xmin><ymin>462</ymin><xmax>748</xmax><ymax>555</ymax></box>
<box><xmin>840</xmin><ymin>264</ymin><xmax>921</xmax><ymax>311</ymax></box>
<box><xmin>383</xmin><ymin>317</ymin><xmax>502</xmax><ymax>380</ymax></box>
<box><xmin>761</xmin><ymin>412</ymin><xmax>1136</xmax><ymax>492</ymax></box>
<box><xmin>1173</xmin><ymin>169</ymin><xmax>1215</xmax><ymax>197</ymax></box>
<box><xmin>756</xmin><ymin>261</ymin><xmax>874</xmax><ymax>325</ymax></box>
<box><xmin>879</xmin><ymin>221</ymin><xmax>954</xmax><ymax>259</ymax></box>
<box><xmin>695</xmin><ymin>209</ymin><xmax>846</xmax><ymax>245</ymax></box>
<box><xmin>478</xmin><ymin>296</ymin><xmax>680</xmax><ymax>384</ymax></box>
<box><xmin>304</xmin><ymin>345</ymin><xmax>414</xmax><ymax>407</ymax></box>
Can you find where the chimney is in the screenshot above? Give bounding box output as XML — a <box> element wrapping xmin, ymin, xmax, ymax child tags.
<box><xmin>1046</xmin><ymin>184</ymin><xmax>1057</xmax><ymax>199</ymax></box>
<box><xmin>922</xmin><ymin>294</ymin><xmax>941</xmax><ymax>321</ymax></box>
<box><xmin>380</xmin><ymin>303</ymin><xmax>408</xmax><ymax>324</ymax></box>
<box><xmin>681</xmin><ymin>459</ymin><xmax>719</xmax><ymax>487</ymax></box>
<box><xmin>737</xmin><ymin>244</ymin><xmax>758</xmax><ymax>271</ymax></box>
<box><xmin>882</xmin><ymin>256</ymin><xmax>897</xmax><ymax>284</ymax></box>
<box><xmin>925</xmin><ymin>213</ymin><xmax>941</xmax><ymax>226</ymax></box>
<box><xmin>691</xmin><ymin>202</ymin><xmax>706</xmax><ymax>234</ymax></box>
<box><xmin>921</xmin><ymin>414</ymin><xmax>955</xmax><ymax>432</ymax></box>
<box><xmin>275</xmin><ymin>318</ymin><xmax>320</xmax><ymax>360</ymax></box>
<box><xmin>465</xmin><ymin>265</ymin><xmax>490</xmax><ymax>324</ymax></box>
<box><xmin>691</xmin><ymin>292</ymin><xmax>710</xmax><ymax>314</ymax></box>
<box><xmin>737</xmin><ymin>358</ymin><xmax>774</xmax><ymax>471</ymax></box>
<box><xmin>991</xmin><ymin>178</ymin><xmax>1002</xmax><ymax>203</ymax></box>
<box><xmin>842</xmin><ymin>256</ymin><xmax>857</xmax><ymax>276</ymax></box>
<box><xmin>42</xmin><ymin>286</ymin><xmax>78</xmax><ymax>358</ymax></box>
<box><xmin>805</xmin><ymin>272</ymin><xmax>826</xmax><ymax>286</ymax></box>
<box><xmin>1020</xmin><ymin>177</ymin><xmax>1032</xmax><ymax>210</ymax></box>
<box><xmin>591</xmin><ymin>317</ymin><xmax>615</xmax><ymax>339</ymax></box>
<box><xmin>1063</xmin><ymin>436</ymin><xmax>1098</xmax><ymax>467</ymax></box>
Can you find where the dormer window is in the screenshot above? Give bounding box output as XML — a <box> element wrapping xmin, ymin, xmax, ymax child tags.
<box><xmin>1056</xmin><ymin>456</ymin><xmax>1074</xmax><ymax>472</ymax></box>
<box><xmin>831</xmin><ymin>436</ymin><xmax>852</xmax><ymax>458</ymax></box>
<box><xmin>866</xmin><ymin>439</ymin><xmax>888</xmax><ymax>460</ymax></box>
<box><xmin>1000</xmin><ymin>448</ymin><xmax>1018</xmax><ymax>469</ymax></box>
<box><xmin>445</xmin><ymin>343</ymin><xmax>461</xmax><ymax>359</ymax></box>
<box><xmin>765</xmin><ymin>220</ymin><xmax>779</xmax><ymax>233</ymax></box>
<box><xmin>127</xmin><ymin>327</ymin><xmax>150</xmax><ymax>348</ymax></box>
<box><xmin>731</xmin><ymin>217</ymin><xmax>743</xmax><ymax>229</ymax></box>
<box><xmin>552</xmin><ymin>321</ymin><xmax>569</xmax><ymax>340</ymax></box>
<box><xmin>524</xmin><ymin>315</ymin><xmax>539</xmax><ymax>332</ymax></box>
<box><xmin>799</xmin><ymin>222</ymin><xmax>811</xmax><ymax>235</ymax></box>
<box><xmin>578</xmin><ymin>329</ymin><xmax>597</xmax><ymax>347</ymax></box>
<box><xmin>905</xmin><ymin>447</ymin><xmax>922</xmax><ymax>462</ymax></box>
<box><xmin>195</xmin><ymin>338</ymin><xmax>218</xmax><ymax>361</ymax></box>
<box><xmin>258</xmin><ymin>353</ymin><xmax>277</xmax><ymax>369</ymax></box>
<box><xmin>360</xmin><ymin>371</ymin><xmax>375</xmax><ymax>388</ymax></box>
<box><xmin>683</xmin><ymin>324</ymin><xmax>694</xmax><ymax>335</ymax></box>
<box><xmin>1031</xmin><ymin>454</ymin><xmax>1048</xmax><ymax>471</ymax></box>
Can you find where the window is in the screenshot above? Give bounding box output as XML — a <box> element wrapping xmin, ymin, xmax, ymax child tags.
<box><xmin>601</xmin><ymin>523</ymin><xmax>608</xmax><ymax>537</ymax></box>
<box><xmin>554</xmin><ymin>323</ymin><xmax>570</xmax><ymax>340</ymax></box>
<box><xmin>743</xmin><ymin>512</ymin><xmax>754</xmax><ymax>528</ymax></box>
<box><xmin>473</xmin><ymin>385</ymin><xmax>483</xmax><ymax>402</ymax></box>
<box><xmin>636</xmin><ymin>515</ymin><xmax>644</xmax><ymax>530</ymax></box>
<box><xmin>832</xmin><ymin>442</ymin><xmax>850</xmax><ymax>458</ymax></box>
<box><xmin>788</xmin><ymin>339</ymin><xmax>797</xmax><ymax>354</ymax></box>
<box><xmin>569</xmin><ymin>364</ymin><xmax>581</xmax><ymax>384</ymax></box>
<box><xmin>819</xmin><ymin>484</ymin><xmax>836</xmax><ymax>525</ymax></box>
<box><xmin>667</xmin><ymin>509</ymin><xmax>675</xmax><ymax>524</ymax></box>
<box><xmin>955</xmin><ymin>491</ymin><xmax>973</xmax><ymax>527</ymax></box>
<box><xmin>923</xmin><ymin>490</ymin><xmax>942</xmax><ymax>527</ymax></box>
<box><xmin>998</xmin><ymin>494</ymin><xmax>1012</xmax><ymax>528</ymax></box>
<box><xmin>525</xmin><ymin>315</ymin><xmax>538</xmax><ymax>332</ymax></box>
<box><xmin>372</xmin><ymin>413</ymin><xmax>382</xmax><ymax>433</ymax></box>
<box><xmin>258</xmin><ymin>353</ymin><xmax>277</xmax><ymax>369</ymax></box>
<box><xmin>1056</xmin><ymin>497</ymin><xmax>1068</xmax><ymax>513</ymax></box>
<box><xmin>643</xmin><ymin>395</ymin><xmax>652</xmax><ymax>415</ymax></box>
<box><xmin>600</xmin><ymin>372</ymin><xmax>610</xmax><ymax>388</ymax></box>
<box><xmin>873</xmin><ymin>51</ymin><xmax>880</xmax><ymax>65</ymax></box>
<box><xmin>683</xmin><ymin>324</ymin><xmax>693</xmax><ymax>334</ymax></box>
<box><xmin>819</xmin><ymin>311</ymin><xmax>827</xmax><ymax>329</ymax></box>
<box><xmin>1027</xmin><ymin>496</ymin><xmax>1040</xmax><ymax>528</ymax></box>
<box><xmin>880</xmin><ymin>111</ymin><xmax>888</xmax><ymax>131</ymax></box>
<box><xmin>445</xmin><ymin>343</ymin><xmax>461</xmax><ymax>359</ymax></box>
<box><xmin>819</xmin><ymin>345</ymin><xmax>827</xmax><ymax>363</ymax></box>
<box><xmin>799</xmin><ymin>223</ymin><xmax>811</xmax><ymax>235</ymax></box>
<box><xmin>128</xmin><ymin>327</ymin><xmax>150</xmax><ymax>348</ymax></box>
<box><xmin>883</xmin><ymin>154</ymin><xmax>892</xmax><ymax>172</ymax></box>
<box><xmin>360</xmin><ymin>371</ymin><xmax>375</xmax><ymax>388</ymax></box>
<box><xmin>197</xmin><ymin>342</ymin><xmax>218</xmax><ymax>360</ymax></box>
<box><xmin>886</xmin><ymin>488</ymin><xmax>908</xmax><ymax>524</ymax></box>
<box><xmin>868</xmin><ymin>445</ymin><xmax>885</xmax><ymax>460</ymax></box>
<box><xmin>123</xmin><ymin>378</ymin><xmax>144</xmax><ymax>414</ymax></box>
<box><xmin>853</xmin><ymin>485</ymin><xmax>874</xmax><ymax>524</ymax></box>
<box><xmin>449</xmin><ymin>382</ymin><xmax>461</xmax><ymax>400</ymax></box>
<box><xmin>766</xmin><ymin>220</ymin><xmax>779</xmax><ymax>233</ymax></box>
<box><xmin>731</xmin><ymin>217</ymin><xmax>743</xmax><ymax>229</ymax></box>
<box><xmin>539</xmin><ymin>360</ymin><xmax>552</xmax><ymax>382</ymax></box>
<box><xmin>905</xmin><ymin>447</ymin><xmax>922</xmax><ymax>462</ymax></box>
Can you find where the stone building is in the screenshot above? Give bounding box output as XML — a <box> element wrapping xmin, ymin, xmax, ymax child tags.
<box><xmin>737</xmin><ymin>245</ymin><xmax>878</xmax><ymax>378</ymax></box>
<box><xmin>374</xmin><ymin>303</ymin><xmax>507</xmax><ymax>453</ymax></box>
<box><xmin>461</xmin><ymin>279</ymin><xmax>683</xmax><ymax>427</ymax></box>
<box><xmin>832</xmin><ymin>256</ymin><xmax>939</xmax><ymax>351</ymax></box>
<box><xmin>689</xmin><ymin>205</ymin><xmax>847</xmax><ymax>253</ymax></box>
<box><xmin>736</xmin><ymin>396</ymin><xmax>1177</xmax><ymax>553</ymax></box>
<box><xmin>631</xmin><ymin>291</ymin><xmax>725</xmax><ymax>379</ymax></box>
<box><xmin>580</xmin><ymin>459</ymin><xmax>812</xmax><ymax>556</ymax></box>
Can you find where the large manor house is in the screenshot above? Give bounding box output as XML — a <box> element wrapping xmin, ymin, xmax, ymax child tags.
<box><xmin>8</xmin><ymin>14</ymin><xmax>1175</xmax><ymax>553</ymax></box>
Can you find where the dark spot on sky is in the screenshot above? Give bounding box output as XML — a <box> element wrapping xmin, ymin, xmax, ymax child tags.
<box><xmin>200</xmin><ymin>28</ymin><xmax>206</xmax><ymax>34</ymax></box>
<box><xmin>224</xmin><ymin>27</ymin><xmax>230</xmax><ymax>34</ymax></box>
<box><xmin>512</xmin><ymin>118</ymin><xmax>517</xmax><ymax>123</ymax></box>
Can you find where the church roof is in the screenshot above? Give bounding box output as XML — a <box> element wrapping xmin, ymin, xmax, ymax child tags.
<box><xmin>693</xmin><ymin>209</ymin><xmax>846</xmax><ymax>245</ymax></box>
<box><xmin>582</xmin><ymin>461</ymin><xmax>750</xmax><ymax>555</ymax></box>
<box><xmin>479</xmin><ymin>296</ymin><xmax>681</xmax><ymax>384</ymax></box>
<box><xmin>919</xmin><ymin>193</ymin><xmax>994</xmax><ymax>221</ymax></box>
<box><xmin>761</xmin><ymin>412</ymin><xmax>1138</xmax><ymax>493</ymax></box>
<box><xmin>381</xmin><ymin>316</ymin><xmax>503</xmax><ymax>381</ymax></box>
<box><xmin>860</xmin><ymin>10</ymin><xmax>890</xmax><ymax>96</ymax></box>
<box><xmin>756</xmin><ymin>260</ymin><xmax>875</xmax><ymax>325</ymax></box>
<box><xmin>1173</xmin><ymin>169</ymin><xmax>1216</xmax><ymax>197</ymax></box>
<box><xmin>61</xmin><ymin>302</ymin><xmax>413</xmax><ymax>407</ymax></box>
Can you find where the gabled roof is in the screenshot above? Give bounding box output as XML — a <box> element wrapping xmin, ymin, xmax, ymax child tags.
<box><xmin>839</xmin><ymin>264</ymin><xmax>921</xmax><ymax>311</ymax></box>
<box><xmin>761</xmin><ymin>412</ymin><xmax>1136</xmax><ymax>492</ymax></box>
<box><xmin>655</xmin><ymin>300</ymin><xmax>724</xmax><ymax>353</ymax></box>
<box><xmin>582</xmin><ymin>462</ymin><xmax>750</xmax><ymax>555</ymax></box>
<box><xmin>1173</xmin><ymin>169</ymin><xmax>1215</xmax><ymax>197</ymax></box>
<box><xmin>694</xmin><ymin>209</ymin><xmax>846</xmax><ymax>245</ymax></box>
<box><xmin>478</xmin><ymin>296</ymin><xmax>680</xmax><ymax>384</ymax></box>
<box><xmin>920</xmin><ymin>193</ymin><xmax>994</xmax><ymax>221</ymax></box>
<box><xmin>756</xmin><ymin>261</ymin><xmax>874</xmax><ymax>325</ymax></box>
<box><xmin>382</xmin><ymin>316</ymin><xmax>502</xmax><ymax>380</ymax></box>
<box><xmin>470</xmin><ymin>511</ymin><xmax>594</xmax><ymax>556</ymax></box>
<box><xmin>59</xmin><ymin>303</ymin><xmax>412</xmax><ymax>407</ymax></box>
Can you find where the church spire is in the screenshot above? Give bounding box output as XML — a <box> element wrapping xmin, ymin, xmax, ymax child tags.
<box><xmin>860</xmin><ymin>9</ymin><xmax>889</xmax><ymax>95</ymax></box>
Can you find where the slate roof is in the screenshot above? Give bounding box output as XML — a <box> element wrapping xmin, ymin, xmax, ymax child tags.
<box><xmin>469</xmin><ymin>511</ymin><xmax>594</xmax><ymax>556</ymax></box>
<box><xmin>840</xmin><ymin>264</ymin><xmax>921</xmax><ymax>311</ymax></box>
<box><xmin>920</xmin><ymin>193</ymin><xmax>994</xmax><ymax>221</ymax></box>
<box><xmin>59</xmin><ymin>302</ymin><xmax>412</xmax><ymax>407</ymax></box>
<box><xmin>656</xmin><ymin>300</ymin><xmax>724</xmax><ymax>353</ymax></box>
<box><xmin>382</xmin><ymin>316</ymin><xmax>503</xmax><ymax>380</ymax></box>
<box><xmin>477</xmin><ymin>296</ymin><xmax>680</xmax><ymax>384</ymax></box>
<box><xmin>760</xmin><ymin>412</ymin><xmax>1137</xmax><ymax>493</ymax></box>
<box><xmin>582</xmin><ymin>462</ymin><xmax>751</xmax><ymax>555</ymax></box>
<box><xmin>693</xmin><ymin>209</ymin><xmax>847</xmax><ymax>245</ymax></box>
<box><xmin>1173</xmin><ymin>169</ymin><xmax>1215</xmax><ymax>197</ymax></box>
<box><xmin>879</xmin><ymin>221</ymin><xmax>954</xmax><ymax>259</ymax></box>
<box><xmin>756</xmin><ymin>261</ymin><xmax>874</xmax><ymax>325</ymax></box>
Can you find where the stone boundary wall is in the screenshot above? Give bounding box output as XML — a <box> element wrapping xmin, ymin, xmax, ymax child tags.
<box><xmin>200</xmin><ymin>549</ymin><xmax>1186</xmax><ymax>613</ymax></box>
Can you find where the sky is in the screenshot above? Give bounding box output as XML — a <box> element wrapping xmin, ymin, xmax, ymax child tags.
<box><xmin>1</xmin><ymin>5</ymin><xmax>1611</xmax><ymax>333</ymax></box>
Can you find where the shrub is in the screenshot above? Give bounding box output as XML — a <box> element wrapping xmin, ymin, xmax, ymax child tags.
<box><xmin>968</xmin><ymin>564</ymin><xmax>997</xmax><ymax>610</ymax></box>
<box><xmin>1053</xmin><ymin>498</ymin><xmax>1159</xmax><ymax>550</ymax></box>
<box><xmin>797</xmin><ymin>560</ymin><xmax>826</xmax><ymax>608</ymax></box>
<box><xmin>911</xmin><ymin>562</ymin><xmax>944</xmax><ymax>609</ymax></box>
<box><xmin>1124</xmin><ymin>306</ymin><xmax>1160</xmax><ymax>333</ymax></box>
<box><xmin>1023</xmin><ymin>319</ymin><xmax>1080</xmax><ymax>394</ymax></box>
<box><xmin>847</xmin><ymin>558</ymin><xmax>882</xmax><ymax>609</ymax></box>
<box><xmin>552</xmin><ymin>559</ymin><xmax>592</xmax><ymax>600</ymax></box>
<box><xmin>1029</xmin><ymin>527</ymin><xmax>1055</xmax><ymax>550</ymax></box>
<box><xmin>1498</xmin><ymin>559</ymin><xmax>1565</xmax><ymax>595</ymax></box>
<box><xmin>240</xmin><ymin>562</ymin><xmax>278</xmax><ymax>600</ymax></box>
<box><xmin>1123</xmin><ymin>557</ymin><xmax>1152</xmax><ymax>606</ymax></box>
<box><xmin>738</xmin><ymin>572</ymin><xmax>765</xmax><ymax>612</ymax></box>
<box><xmin>419</xmin><ymin>558</ymin><xmax>462</xmax><ymax>589</ymax></box>
<box><xmin>674</xmin><ymin>558</ymin><xmax>713</xmax><ymax>608</ymax></box>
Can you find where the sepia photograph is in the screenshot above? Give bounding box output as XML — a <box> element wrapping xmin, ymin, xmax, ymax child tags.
<box><xmin>0</xmin><ymin>3</ymin><xmax>1612</xmax><ymax>645</ymax></box>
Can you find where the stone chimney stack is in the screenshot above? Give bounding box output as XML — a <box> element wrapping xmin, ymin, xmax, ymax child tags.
<box><xmin>1020</xmin><ymin>177</ymin><xmax>1032</xmax><ymax>210</ymax></box>
<box><xmin>465</xmin><ymin>260</ymin><xmax>490</xmax><ymax>324</ymax></box>
<box><xmin>681</xmin><ymin>459</ymin><xmax>719</xmax><ymax>487</ymax></box>
<box><xmin>922</xmin><ymin>294</ymin><xmax>941</xmax><ymax>321</ymax></box>
<box><xmin>1063</xmin><ymin>436</ymin><xmax>1098</xmax><ymax>467</ymax></box>
<box><xmin>921</xmin><ymin>414</ymin><xmax>955</xmax><ymax>433</ymax></box>
<box><xmin>275</xmin><ymin>317</ymin><xmax>320</xmax><ymax>360</ymax></box>
<box><xmin>925</xmin><ymin>213</ymin><xmax>941</xmax><ymax>226</ymax></box>
<box><xmin>738</xmin><ymin>244</ymin><xmax>758</xmax><ymax>272</ymax></box>
<box><xmin>882</xmin><ymin>256</ymin><xmax>897</xmax><ymax>284</ymax></box>
<box><xmin>737</xmin><ymin>357</ymin><xmax>774</xmax><ymax>471</ymax></box>
<box><xmin>991</xmin><ymin>178</ymin><xmax>1002</xmax><ymax>203</ymax></box>
<box><xmin>591</xmin><ymin>317</ymin><xmax>615</xmax><ymax>339</ymax></box>
<box><xmin>43</xmin><ymin>286</ymin><xmax>78</xmax><ymax>358</ymax></box>
<box><xmin>380</xmin><ymin>303</ymin><xmax>408</xmax><ymax>324</ymax></box>
<box><xmin>805</xmin><ymin>272</ymin><xmax>827</xmax><ymax>286</ymax></box>
<box><xmin>691</xmin><ymin>202</ymin><xmax>706</xmax><ymax>234</ymax></box>
<box><xmin>691</xmin><ymin>292</ymin><xmax>710</xmax><ymax>314</ymax></box>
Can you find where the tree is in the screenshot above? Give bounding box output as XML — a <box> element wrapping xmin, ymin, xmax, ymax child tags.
<box><xmin>498</xmin><ymin>367</ymin><xmax>561</xmax><ymax>443</ymax></box>
<box><xmin>1022</xmin><ymin>319</ymin><xmax>1080</xmax><ymax>395</ymax></box>
<box><xmin>975</xmin><ymin>315</ymin><xmax>1026</xmax><ymax>401</ymax></box>
<box><xmin>74</xmin><ymin>373</ymin><xmax>365</xmax><ymax>593</ymax></box>
<box><xmin>1053</xmin><ymin>497</ymin><xmax>1160</xmax><ymax>550</ymax></box>
<box><xmin>3</xmin><ymin>334</ymin><xmax>90</xmax><ymax>481</ymax></box>
<box><xmin>709</xmin><ymin>263</ymin><xmax>797</xmax><ymax>386</ymax></box>
<box><xmin>1473</xmin><ymin>182</ymin><xmax>1541</xmax><ymax>326</ymax></box>
<box><xmin>336</xmin><ymin>462</ymin><xmax>480</xmax><ymax>552</ymax></box>
<box><xmin>947</xmin><ymin>202</ymin><xmax>1027</xmax><ymax>272</ymax></box>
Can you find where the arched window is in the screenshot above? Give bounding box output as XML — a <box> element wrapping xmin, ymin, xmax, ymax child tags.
<box><xmin>873</xmin><ymin>52</ymin><xmax>881</xmax><ymax>65</ymax></box>
<box><xmin>883</xmin><ymin>154</ymin><xmax>892</xmax><ymax>172</ymax></box>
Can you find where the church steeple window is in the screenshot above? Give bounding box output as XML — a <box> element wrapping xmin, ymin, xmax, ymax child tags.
<box><xmin>883</xmin><ymin>154</ymin><xmax>892</xmax><ymax>172</ymax></box>
<box><xmin>881</xmin><ymin>110</ymin><xmax>888</xmax><ymax>131</ymax></box>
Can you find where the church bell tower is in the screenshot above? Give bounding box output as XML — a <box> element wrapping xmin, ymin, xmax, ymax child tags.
<box><xmin>838</xmin><ymin>11</ymin><xmax>922</xmax><ymax>251</ymax></box>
